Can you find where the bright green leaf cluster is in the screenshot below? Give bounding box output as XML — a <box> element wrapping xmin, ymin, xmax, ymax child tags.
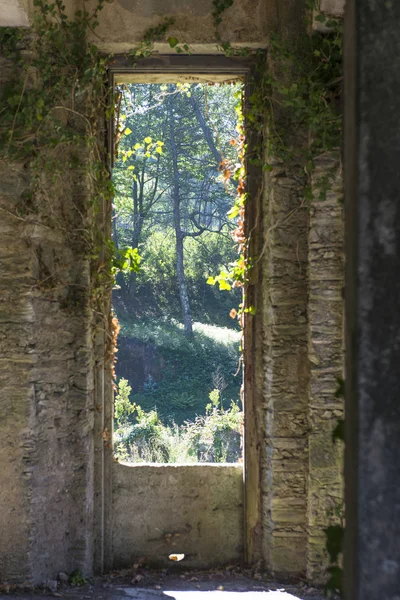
<box><xmin>112</xmin><ymin>247</ymin><xmax>142</xmax><ymax>276</ymax></box>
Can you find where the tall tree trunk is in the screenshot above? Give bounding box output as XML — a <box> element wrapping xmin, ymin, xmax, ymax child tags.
<box><xmin>112</xmin><ymin>205</ymin><xmax>129</xmax><ymax>297</ymax></box>
<box><xmin>126</xmin><ymin>178</ymin><xmax>143</xmax><ymax>297</ymax></box>
<box><xmin>175</xmin><ymin>231</ymin><xmax>193</xmax><ymax>336</ymax></box>
<box><xmin>190</xmin><ymin>94</ymin><xmax>222</xmax><ymax>166</ymax></box>
<box><xmin>168</xmin><ymin>93</ymin><xmax>193</xmax><ymax>337</ymax></box>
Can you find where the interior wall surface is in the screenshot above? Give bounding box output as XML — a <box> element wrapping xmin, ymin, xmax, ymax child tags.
<box><xmin>306</xmin><ymin>154</ymin><xmax>344</xmax><ymax>581</ymax></box>
<box><xmin>0</xmin><ymin>0</ymin><xmax>345</xmax><ymax>586</ymax></box>
<box><xmin>112</xmin><ymin>464</ymin><xmax>244</xmax><ymax>569</ymax></box>
<box><xmin>0</xmin><ymin>49</ymin><xmax>98</xmax><ymax>585</ymax></box>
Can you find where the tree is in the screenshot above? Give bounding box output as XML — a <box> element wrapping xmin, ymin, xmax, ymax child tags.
<box><xmin>113</xmin><ymin>82</ymin><xmax>242</xmax><ymax>330</ymax></box>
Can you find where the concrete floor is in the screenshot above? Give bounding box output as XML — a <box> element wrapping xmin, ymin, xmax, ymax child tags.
<box><xmin>0</xmin><ymin>569</ymin><xmax>329</xmax><ymax>600</ymax></box>
<box><xmin>0</xmin><ymin>589</ymin><xmax>327</xmax><ymax>600</ymax></box>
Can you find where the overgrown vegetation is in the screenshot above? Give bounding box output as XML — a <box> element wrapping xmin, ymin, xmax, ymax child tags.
<box><xmin>112</xmin><ymin>81</ymin><xmax>244</xmax><ymax>461</ymax></box>
<box><xmin>117</xmin><ymin>318</ymin><xmax>241</xmax><ymax>421</ymax></box>
<box><xmin>324</xmin><ymin>377</ymin><xmax>345</xmax><ymax>597</ymax></box>
<box><xmin>0</xmin><ymin>0</ymin><xmax>344</xmax><ymax>571</ymax></box>
<box><xmin>114</xmin><ymin>376</ymin><xmax>243</xmax><ymax>463</ymax></box>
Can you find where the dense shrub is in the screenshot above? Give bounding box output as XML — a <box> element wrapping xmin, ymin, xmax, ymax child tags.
<box><xmin>114</xmin><ymin>378</ymin><xmax>243</xmax><ymax>463</ymax></box>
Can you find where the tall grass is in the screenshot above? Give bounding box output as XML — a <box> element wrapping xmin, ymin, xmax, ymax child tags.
<box><xmin>114</xmin><ymin>378</ymin><xmax>243</xmax><ymax>464</ymax></box>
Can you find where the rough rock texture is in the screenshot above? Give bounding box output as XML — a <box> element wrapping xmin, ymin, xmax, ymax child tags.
<box><xmin>0</xmin><ymin>55</ymin><xmax>100</xmax><ymax>584</ymax></box>
<box><xmin>0</xmin><ymin>0</ymin><xmax>345</xmax><ymax>586</ymax></box>
<box><xmin>0</xmin><ymin>159</ymin><xmax>33</xmax><ymax>584</ymax></box>
<box><xmin>259</xmin><ymin>154</ymin><xmax>310</xmax><ymax>577</ymax></box>
<box><xmin>306</xmin><ymin>154</ymin><xmax>344</xmax><ymax>582</ymax></box>
<box><xmin>0</xmin><ymin>0</ymin><xmax>29</xmax><ymax>27</ymax></box>
<box><xmin>112</xmin><ymin>464</ymin><xmax>244</xmax><ymax>569</ymax></box>
<box><xmin>319</xmin><ymin>0</ymin><xmax>344</xmax><ymax>17</ymax></box>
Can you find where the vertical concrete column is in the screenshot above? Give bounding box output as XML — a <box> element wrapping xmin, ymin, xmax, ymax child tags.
<box><xmin>344</xmin><ymin>1</ymin><xmax>400</xmax><ymax>598</ymax></box>
<box><xmin>306</xmin><ymin>153</ymin><xmax>344</xmax><ymax>582</ymax></box>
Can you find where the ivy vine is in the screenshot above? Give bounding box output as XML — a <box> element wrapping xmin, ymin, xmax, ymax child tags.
<box><xmin>0</xmin><ymin>0</ymin><xmax>343</xmax><ymax>388</ymax></box>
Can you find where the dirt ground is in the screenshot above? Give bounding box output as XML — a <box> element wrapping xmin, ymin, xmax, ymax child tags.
<box><xmin>0</xmin><ymin>567</ymin><xmax>332</xmax><ymax>600</ymax></box>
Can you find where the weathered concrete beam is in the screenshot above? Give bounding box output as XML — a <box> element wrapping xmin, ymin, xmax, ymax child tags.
<box><xmin>0</xmin><ymin>0</ymin><xmax>29</xmax><ymax>26</ymax></box>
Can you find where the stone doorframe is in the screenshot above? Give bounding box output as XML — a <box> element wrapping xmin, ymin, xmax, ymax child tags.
<box><xmin>93</xmin><ymin>54</ymin><xmax>265</xmax><ymax>573</ymax></box>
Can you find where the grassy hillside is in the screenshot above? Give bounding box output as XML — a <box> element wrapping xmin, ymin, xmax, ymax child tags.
<box><xmin>116</xmin><ymin>317</ymin><xmax>242</xmax><ymax>425</ymax></box>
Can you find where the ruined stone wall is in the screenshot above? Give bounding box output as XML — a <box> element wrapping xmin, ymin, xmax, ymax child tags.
<box><xmin>0</xmin><ymin>156</ymin><xmax>33</xmax><ymax>584</ymax></box>
<box><xmin>0</xmin><ymin>50</ymin><xmax>101</xmax><ymax>585</ymax></box>
<box><xmin>0</xmin><ymin>0</ymin><xmax>345</xmax><ymax>586</ymax></box>
<box><xmin>250</xmin><ymin>151</ymin><xmax>344</xmax><ymax>580</ymax></box>
<box><xmin>306</xmin><ymin>153</ymin><xmax>344</xmax><ymax>581</ymax></box>
<box><xmin>258</xmin><ymin>155</ymin><xmax>310</xmax><ymax>577</ymax></box>
<box><xmin>112</xmin><ymin>464</ymin><xmax>244</xmax><ymax>569</ymax></box>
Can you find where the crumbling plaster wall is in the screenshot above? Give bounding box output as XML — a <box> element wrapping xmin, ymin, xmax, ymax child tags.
<box><xmin>251</xmin><ymin>147</ymin><xmax>344</xmax><ymax>580</ymax></box>
<box><xmin>0</xmin><ymin>49</ymin><xmax>100</xmax><ymax>584</ymax></box>
<box><xmin>0</xmin><ymin>0</ymin><xmax>344</xmax><ymax>586</ymax></box>
<box><xmin>112</xmin><ymin>465</ymin><xmax>244</xmax><ymax>569</ymax></box>
<box><xmin>306</xmin><ymin>154</ymin><xmax>344</xmax><ymax>581</ymax></box>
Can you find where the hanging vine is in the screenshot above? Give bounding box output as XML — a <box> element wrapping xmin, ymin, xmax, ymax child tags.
<box><xmin>0</xmin><ymin>0</ymin><xmax>342</xmax><ymax>383</ymax></box>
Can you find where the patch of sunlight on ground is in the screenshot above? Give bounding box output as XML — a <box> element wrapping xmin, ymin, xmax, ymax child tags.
<box><xmin>165</xmin><ymin>592</ymin><xmax>302</xmax><ymax>600</ymax></box>
<box><xmin>193</xmin><ymin>322</ymin><xmax>241</xmax><ymax>345</ymax></box>
<box><xmin>121</xmin><ymin>591</ymin><xmax>304</xmax><ymax>600</ymax></box>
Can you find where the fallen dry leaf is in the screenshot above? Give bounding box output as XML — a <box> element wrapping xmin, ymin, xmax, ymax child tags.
<box><xmin>169</xmin><ymin>553</ymin><xmax>185</xmax><ymax>562</ymax></box>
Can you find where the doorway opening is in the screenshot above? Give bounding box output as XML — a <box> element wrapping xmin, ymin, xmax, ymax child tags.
<box><xmin>111</xmin><ymin>71</ymin><xmax>245</xmax><ymax>465</ymax></box>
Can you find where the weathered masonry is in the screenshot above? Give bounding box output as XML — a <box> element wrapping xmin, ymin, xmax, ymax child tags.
<box><xmin>1</xmin><ymin>0</ymin><xmax>346</xmax><ymax>589</ymax></box>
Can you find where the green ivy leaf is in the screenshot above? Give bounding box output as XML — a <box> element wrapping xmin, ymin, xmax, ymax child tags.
<box><xmin>324</xmin><ymin>524</ymin><xmax>344</xmax><ymax>564</ymax></box>
<box><xmin>332</xmin><ymin>419</ymin><xmax>344</xmax><ymax>442</ymax></box>
<box><xmin>167</xmin><ymin>37</ymin><xmax>179</xmax><ymax>48</ymax></box>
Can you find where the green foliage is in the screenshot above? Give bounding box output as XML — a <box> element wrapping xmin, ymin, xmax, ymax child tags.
<box><xmin>325</xmin><ymin>376</ymin><xmax>345</xmax><ymax>596</ymax></box>
<box><xmin>0</xmin><ymin>0</ymin><xmax>109</xmax><ymax>158</ymax></box>
<box><xmin>129</xmin><ymin>17</ymin><xmax>176</xmax><ymax>59</ymax></box>
<box><xmin>212</xmin><ymin>0</ymin><xmax>234</xmax><ymax>30</ymax></box>
<box><xmin>114</xmin><ymin>378</ymin><xmax>136</xmax><ymax>425</ymax></box>
<box><xmin>117</xmin><ymin>318</ymin><xmax>241</xmax><ymax>424</ymax></box>
<box><xmin>332</xmin><ymin>378</ymin><xmax>344</xmax><ymax>442</ymax></box>
<box><xmin>270</xmin><ymin>28</ymin><xmax>342</xmax><ymax>151</ymax></box>
<box><xmin>69</xmin><ymin>569</ymin><xmax>87</xmax><ymax>587</ymax></box>
<box><xmin>325</xmin><ymin>524</ymin><xmax>344</xmax><ymax>565</ymax></box>
<box><xmin>114</xmin><ymin>377</ymin><xmax>243</xmax><ymax>463</ymax></box>
<box><xmin>262</xmin><ymin>16</ymin><xmax>342</xmax><ymax>199</ymax></box>
<box><xmin>112</xmin><ymin>246</ymin><xmax>141</xmax><ymax>277</ymax></box>
<box><xmin>324</xmin><ymin>522</ymin><xmax>344</xmax><ymax>596</ymax></box>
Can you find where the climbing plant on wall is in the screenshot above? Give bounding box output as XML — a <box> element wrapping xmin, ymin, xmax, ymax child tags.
<box><xmin>0</xmin><ymin>0</ymin><xmax>343</xmax><ymax>416</ymax></box>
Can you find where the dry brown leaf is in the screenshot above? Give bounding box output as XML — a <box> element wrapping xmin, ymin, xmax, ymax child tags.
<box><xmin>169</xmin><ymin>553</ymin><xmax>185</xmax><ymax>561</ymax></box>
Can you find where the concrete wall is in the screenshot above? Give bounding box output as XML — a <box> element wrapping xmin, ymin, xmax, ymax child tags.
<box><xmin>0</xmin><ymin>0</ymin><xmax>345</xmax><ymax>586</ymax></box>
<box><xmin>112</xmin><ymin>464</ymin><xmax>244</xmax><ymax>569</ymax></box>
<box><xmin>306</xmin><ymin>153</ymin><xmax>344</xmax><ymax>582</ymax></box>
<box><xmin>0</xmin><ymin>0</ymin><xmax>29</xmax><ymax>27</ymax></box>
<box><xmin>0</xmin><ymin>48</ymin><xmax>100</xmax><ymax>585</ymax></box>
